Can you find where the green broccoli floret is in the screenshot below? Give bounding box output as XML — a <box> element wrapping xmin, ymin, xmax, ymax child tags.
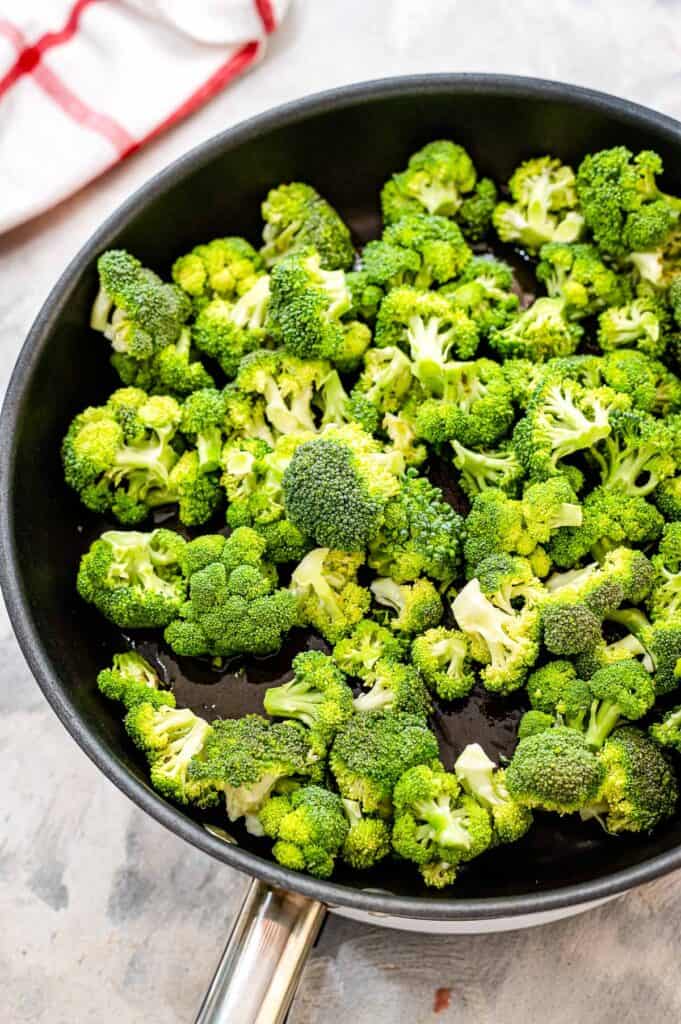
<box><xmin>440</xmin><ymin>256</ymin><xmax>519</xmax><ymax>336</ymax></box>
<box><xmin>451</xmin><ymin>441</ymin><xmax>524</xmax><ymax>500</ymax></box>
<box><xmin>452</xmin><ymin>578</ymin><xmax>540</xmax><ymax>694</ymax></box>
<box><xmin>131</xmin><ymin>326</ymin><xmax>215</xmax><ymax>396</ymax></box>
<box><xmin>333</xmin><ymin>619</ymin><xmax>406</xmax><ymax>683</ymax></box>
<box><xmin>268</xmin><ymin>251</ymin><xmax>369</xmax><ymax>367</ymax></box>
<box><xmin>125</xmin><ymin>703</ymin><xmax>216</xmax><ymax>807</ymax></box>
<box><xmin>380</xmin><ymin>213</ymin><xmax>472</xmax><ymax>286</ymax></box>
<box><xmin>575</xmin><ymin>633</ymin><xmax>651</xmax><ymax>680</ymax></box>
<box><xmin>654</xmin><ymin>476</ymin><xmax>681</xmax><ymax>522</ymax></box>
<box><xmin>340</xmin><ymin>799</ymin><xmax>392</xmax><ymax>870</ymax></box>
<box><xmin>62</xmin><ymin>389</ymin><xmax>182</xmax><ymax>524</ymax></box>
<box><xmin>330</xmin><ymin>710</ymin><xmax>438</xmax><ymax>816</ymax></box>
<box><xmin>549</xmin><ymin>486</ymin><xmax>663</xmax><ymax>568</ymax></box>
<box><xmin>476</xmin><ymin>553</ymin><xmax>545</xmax><ymax>614</ymax></box>
<box><xmin>354</xmin><ymin>659</ymin><xmax>430</xmax><ymax>716</ymax></box>
<box><xmin>518</xmin><ymin>710</ymin><xmax>557</xmax><ymax>739</ymax></box>
<box><xmin>650</xmin><ymin>704</ymin><xmax>681</xmax><ymax>752</ymax></box>
<box><xmin>222</xmin><ymin>385</ymin><xmax>275</xmax><ymax>447</ymax></box>
<box><xmin>255</xmin><ymin>519</ymin><xmax>310</xmax><ymax>565</ymax></box>
<box><xmin>261</xmin><ymin>182</ymin><xmax>354</xmax><ymax>270</ymax></box>
<box><xmin>168</xmin><ymin>450</ymin><xmax>222</xmax><ymax>527</ymax></box>
<box><xmin>599</xmin><ymin>349</ymin><xmax>681</xmax><ymax>415</ymax></box>
<box><xmin>454</xmin><ymin>743</ymin><xmax>533</xmax><ymax>844</ymax></box>
<box><xmin>513</xmin><ymin>374</ymin><xmax>624</xmax><ymax>481</ymax></box>
<box><xmin>458</xmin><ymin>178</ymin><xmax>498</xmax><ymax>240</ymax></box>
<box><xmin>367</xmin><ymin>470</ymin><xmax>463</xmax><ymax>585</ymax></box>
<box><xmin>262</xmin><ymin>785</ymin><xmax>349</xmax><ymax>879</ymax></box>
<box><xmin>503</xmin><ymin>357</ymin><xmax>550</xmax><ymax>407</ymax></box>
<box><xmin>78</xmin><ymin>528</ymin><xmax>186</xmax><ymax>628</ymax></box>
<box><xmin>415</xmin><ymin>358</ymin><xmax>515</xmax><ymax>448</ymax></box>
<box><xmin>536</xmin><ymin>242</ymin><xmax>629</xmax><ymax>319</ymax></box>
<box><xmin>347</xmin><ymin>346</ymin><xmax>414</xmax><ymax>434</ymax></box>
<box><xmin>191</xmin><ymin>276</ymin><xmax>271</xmax><ymax>377</ymax></box>
<box><xmin>290</xmin><ymin>548</ymin><xmax>370</xmax><ymax>643</ymax></box>
<box><xmin>585</xmin><ymin>726</ymin><xmax>678</xmax><ymax>833</ymax></box>
<box><xmin>505</xmin><ymin>727</ymin><xmax>605</xmax><ymax>814</ymax></box>
<box><xmin>381</xmin><ymin>140</ymin><xmax>478</xmax><ymax>223</ymax></box>
<box><xmin>597</xmin><ymin>296</ymin><xmax>669</xmax><ymax>359</ymax></box>
<box><xmin>263</xmin><ymin>650</ymin><xmax>354</xmax><ymax>755</ymax></box>
<box><xmin>648</xmin><ymin>523</ymin><xmax>681</xmax><ymax>621</ymax></box>
<box><xmin>282</xmin><ymin>424</ymin><xmax>404</xmax><ymax>551</ymax></box>
<box><xmin>411</xmin><ymin>627</ymin><xmax>475</xmax><ymax>701</ymax></box>
<box><xmin>187</xmin><ymin>714</ymin><xmax>321</xmax><ymax>827</ymax></box>
<box><xmin>371</xmin><ymin>577</ymin><xmax>443</xmax><ymax>634</ymax></box>
<box><xmin>172</xmin><ymin>236</ymin><xmax>264</xmax><ymax>303</ymax></box>
<box><xmin>392</xmin><ymin>764</ymin><xmax>492</xmax><ymax>886</ymax></box>
<box><xmin>581</xmin><ymin>660</ymin><xmax>656</xmax><ymax>750</ymax></box>
<box><xmin>223</xmin><ymin>432</ymin><xmax>313</xmax><ymax>532</ymax></box>
<box><xmin>521</xmin><ymin>478</ymin><xmax>583</xmax><ymax>549</ymax></box>
<box><xmin>525</xmin><ymin>660</ymin><xmax>592</xmax><ymax>730</ymax></box>
<box><xmin>493</xmin><ymin>157</ymin><xmax>584</xmax><ymax>253</ymax></box>
<box><xmin>234</xmin><ymin>349</ymin><xmax>330</xmax><ymax>437</ymax></box>
<box><xmin>163</xmin><ymin>528</ymin><xmax>297</xmax><ymax>659</ymax></box>
<box><xmin>346</xmin><ymin>269</ymin><xmax>385</xmax><ymax>321</ymax></box>
<box><xmin>180</xmin><ymin>388</ymin><xmax>225</xmax><ymax>472</ymax></box>
<box><xmin>606</xmin><ymin>607</ymin><xmax>681</xmax><ymax>695</ymax></box>
<box><xmin>382</xmin><ymin>410</ymin><xmax>428</xmax><ymax>468</ymax></box>
<box><xmin>375</xmin><ymin>287</ymin><xmax>479</xmax><ymax>374</ymax></box>
<box><xmin>97</xmin><ymin>651</ymin><xmax>175</xmax><ymax>710</ymax></box>
<box><xmin>592</xmin><ymin>408</ymin><xmax>676</xmax><ymax>498</ymax></box>
<box><xmin>489</xmin><ymin>297</ymin><xmax>582</xmax><ymax>361</ymax></box>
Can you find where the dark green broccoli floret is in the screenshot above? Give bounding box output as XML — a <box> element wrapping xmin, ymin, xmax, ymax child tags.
<box><xmin>340</xmin><ymin>799</ymin><xmax>392</xmax><ymax>870</ymax></box>
<box><xmin>333</xmin><ymin>619</ymin><xmax>406</xmax><ymax>683</ymax></box>
<box><xmin>78</xmin><ymin>528</ymin><xmax>186</xmax><ymax>628</ymax></box>
<box><xmin>452</xmin><ymin>578</ymin><xmax>540</xmax><ymax>694</ymax></box>
<box><xmin>329</xmin><ymin>710</ymin><xmax>438</xmax><ymax>816</ymax></box>
<box><xmin>260</xmin><ymin>182</ymin><xmax>354</xmax><ymax>270</ymax></box>
<box><xmin>489</xmin><ymin>297</ymin><xmax>583</xmax><ymax>361</ymax></box>
<box><xmin>549</xmin><ymin>486</ymin><xmax>663</xmax><ymax>568</ymax></box>
<box><xmin>411</xmin><ymin>627</ymin><xmax>475</xmax><ymax>701</ymax></box>
<box><xmin>282</xmin><ymin>425</ymin><xmax>403</xmax><ymax>551</ymax></box>
<box><xmin>654</xmin><ymin>476</ymin><xmax>681</xmax><ymax>522</ymax></box>
<box><xmin>172</xmin><ymin>236</ymin><xmax>264</xmax><ymax>303</ymax></box>
<box><xmin>263</xmin><ymin>650</ymin><xmax>354</xmax><ymax>755</ymax></box>
<box><xmin>581</xmin><ymin>660</ymin><xmax>656</xmax><ymax>750</ymax></box>
<box><xmin>353</xmin><ymin>659</ymin><xmax>430</xmax><ymax>716</ymax></box>
<box><xmin>380</xmin><ymin>213</ymin><xmax>472</xmax><ymax>286</ymax></box>
<box><xmin>191</xmin><ymin>277</ymin><xmax>271</xmax><ymax>377</ymax></box>
<box><xmin>506</xmin><ymin>727</ymin><xmax>605</xmax><ymax>814</ymax></box>
<box><xmin>454</xmin><ymin>743</ymin><xmax>533</xmax><ymax>844</ymax></box>
<box><xmin>526</xmin><ymin>660</ymin><xmax>593</xmax><ymax>731</ymax></box>
<box><xmin>187</xmin><ymin>714</ymin><xmax>321</xmax><ymax>826</ymax></box>
<box><xmin>371</xmin><ymin>577</ymin><xmax>443</xmax><ymax>634</ymax></box>
<box><xmin>476</xmin><ymin>553</ymin><xmax>545</xmax><ymax>614</ymax></box>
<box><xmin>457</xmin><ymin>178</ymin><xmax>498</xmax><ymax>240</ymax></box>
<box><xmin>392</xmin><ymin>764</ymin><xmax>492</xmax><ymax>887</ymax></box>
<box><xmin>260</xmin><ymin>785</ymin><xmax>349</xmax><ymax>878</ymax></box>
<box><xmin>381</xmin><ymin>140</ymin><xmax>478</xmax><ymax>223</ymax></box>
<box><xmin>97</xmin><ymin>651</ymin><xmax>175</xmax><ymax>710</ymax></box>
<box><xmin>648</xmin><ymin>523</ymin><xmax>681</xmax><ymax>622</ymax></box>
<box><xmin>536</xmin><ymin>242</ymin><xmax>629</xmax><ymax>319</ymax></box>
<box><xmin>493</xmin><ymin>157</ymin><xmax>584</xmax><ymax>252</ymax></box>
<box><xmin>517</xmin><ymin>710</ymin><xmax>556</xmax><ymax>739</ymax></box>
<box><xmin>290</xmin><ymin>548</ymin><xmax>371</xmax><ymax>643</ymax></box>
<box><xmin>125</xmin><ymin>703</ymin><xmax>216</xmax><ymax>807</ymax></box>
<box><xmin>415</xmin><ymin>358</ymin><xmax>515</xmax><ymax>449</ymax></box>
<box><xmin>163</xmin><ymin>528</ymin><xmax>297</xmax><ymax>659</ymax></box>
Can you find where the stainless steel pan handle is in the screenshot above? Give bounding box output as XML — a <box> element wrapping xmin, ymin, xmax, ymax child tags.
<box><xmin>194</xmin><ymin>878</ymin><xmax>326</xmax><ymax>1024</ymax></box>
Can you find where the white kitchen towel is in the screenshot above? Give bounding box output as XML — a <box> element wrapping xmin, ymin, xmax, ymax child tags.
<box><xmin>0</xmin><ymin>0</ymin><xmax>289</xmax><ymax>234</ymax></box>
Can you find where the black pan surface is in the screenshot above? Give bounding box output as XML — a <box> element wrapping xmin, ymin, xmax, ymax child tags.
<box><xmin>3</xmin><ymin>75</ymin><xmax>681</xmax><ymax>920</ymax></box>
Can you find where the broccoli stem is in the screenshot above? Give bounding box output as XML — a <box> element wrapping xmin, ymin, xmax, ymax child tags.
<box><xmin>584</xmin><ymin>700</ymin><xmax>622</xmax><ymax>749</ymax></box>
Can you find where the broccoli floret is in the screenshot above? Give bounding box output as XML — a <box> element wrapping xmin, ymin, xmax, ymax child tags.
<box><xmin>518</xmin><ymin>710</ymin><xmax>557</xmax><ymax>739</ymax></box>
<box><xmin>191</xmin><ymin>277</ymin><xmax>271</xmax><ymax>377</ymax></box>
<box><xmin>650</xmin><ymin>705</ymin><xmax>681</xmax><ymax>752</ymax></box>
<box><xmin>392</xmin><ymin>764</ymin><xmax>492</xmax><ymax>886</ymax></box>
<box><xmin>125</xmin><ymin>703</ymin><xmax>216</xmax><ymax>807</ymax></box>
<box><xmin>476</xmin><ymin>553</ymin><xmax>545</xmax><ymax>614</ymax></box>
<box><xmin>462</xmin><ymin>488</ymin><xmax>528</xmax><ymax>574</ymax></box>
<box><xmin>255</xmin><ymin>519</ymin><xmax>310</xmax><ymax>565</ymax></box>
<box><xmin>234</xmin><ymin>349</ymin><xmax>329</xmax><ymax>437</ymax></box>
<box><xmin>168</xmin><ymin>450</ymin><xmax>222</xmax><ymax>527</ymax></box>
<box><xmin>592</xmin><ymin>408</ymin><xmax>676</xmax><ymax>498</ymax></box>
<box><xmin>223</xmin><ymin>432</ymin><xmax>313</xmax><ymax>532</ymax></box>
<box><xmin>290</xmin><ymin>548</ymin><xmax>370</xmax><ymax>643</ymax></box>
<box><xmin>381</xmin><ymin>140</ymin><xmax>478</xmax><ymax>223</ymax></box>
<box><xmin>371</xmin><ymin>577</ymin><xmax>443</xmax><ymax>634</ymax></box>
<box><xmin>333</xmin><ymin>619</ymin><xmax>406</xmax><ymax>683</ymax></box>
<box><xmin>367</xmin><ymin>470</ymin><xmax>463</xmax><ymax>585</ymax></box>
<box><xmin>454</xmin><ymin>743</ymin><xmax>533</xmax><ymax>844</ymax></box>
<box><xmin>489</xmin><ymin>297</ymin><xmax>583</xmax><ymax>361</ymax></box>
<box><xmin>268</xmin><ymin>251</ymin><xmax>369</xmax><ymax>367</ymax></box>
<box><xmin>440</xmin><ymin>256</ymin><xmax>519</xmax><ymax>336</ymax></box>
<box><xmin>654</xmin><ymin>476</ymin><xmax>681</xmax><ymax>522</ymax></box>
<box><xmin>283</xmin><ymin>425</ymin><xmax>404</xmax><ymax>551</ymax></box>
<box><xmin>503</xmin><ymin>357</ymin><xmax>550</xmax><ymax>407</ymax></box>
<box><xmin>586</xmin><ymin>726</ymin><xmax>678</xmax><ymax>833</ymax></box>
<box><xmin>180</xmin><ymin>388</ymin><xmax>225</xmax><ymax>473</ymax></box>
<box><xmin>78</xmin><ymin>528</ymin><xmax>186</xmax><ymax>628</ymax></box>
<box><xmin>581</xmin><ymin>660</ymin><xmax>656</xmax><ymax>750</ymax></box>
<box><xmin>354</xmin><ymin>659</ymin><xmax>430</xmax><ymax>716</ymax></box>
<box><xmin>521</xmin><ymin>478</ymin><xmax>583</xmax><ymax>549</ymax></box>
<box><xmin>575</xmin><ymin>634</ymin><xmax>651</xmax><ymax>680</ymax></box>
<box><xmin>493</xmin><ymin>157</ymin><xmax>584</xmax><ymax>253</ymax></box>
<box><xmin>415</xmin><ymin>358</ymin><xmax>515</xmax><ymax>448</ymax></box>
<box><xmin>172</xmin><ymin>236</ymin><xmax>264</xmax><ymax>303</ymax></box>
<box><xmin>648</xmin><ymin>523</ymin><xmax>681</xmax><ymax>621</ymax></box>
<box><xmin>513</xmin><ymin>374</ymin><xmax>623</xmax><ymax>481</ymax></box>
<box><xmin>340</xmin><ymin>799</ymin><xmax>392</xmax><ymax>870</ymax></box>
<box><xmin>347</xmin><ymin>346</ymin><xmax>414</xmax><ymax>434</ymax></box>
<box><xmin>374</xmin><ymin>287</ymin><xmax>479</xmax><ymax>369</ymax></box>
<box><xmin>261</xmin><ymin>182</ymin><xmax>354</xmax><ymax>270</ymax></box>
<box><xmin>187</xmin><ymin>714</ymin><xmax>321</xmax><ymax>826</ymax></box>
<box><xmin>411</xmin><ymin>627</ymin><xmax>475</xmax><ymax>701</ymax></box>
<box><xmin>263</xmin><ymin>650</ymin><xmax>354</xmax><ymax>755</ymax></box>
<box><xmin>536</xmin><ymin>243</ymin><xmax>629</xmax><ymax>319</ymax></box>
<box><xmin>597</xmin><ymin>296</ymin><xmax>668</xmax><ymax>359</ymax></box>
<box><xmin>506</xmin><ymin>727</ymin><xmax>605</xmax><ymax>814</ymax></box>
<box><xmin>599</xmin><ymin>349</ymin><xmax>681</xmax><ymax>415</ymax></box>
<box><xmin>329</xmin><ymin>710</ymin><xmax>438</xmax><ymax>816</ymax></box>
<box><xmin>163</xmin><ymin>529</ymin><xmax>297</xmax><ymax>659</ymax></box>
<box><xmin>452</xmin><ymin>578</ymin><xmax>540</xmax><ymax>694</ymax></box>
<box><xmin>525</xmin><ymin>660</ymin><xmax>592</xmax><ymax>730</ymax></box>
<box><xmin>62</xmin><ymin>389</ymin><xmax>182</xmax><ymax>524</ymax></box>
<box><xmin>451</xmin><ymin>441</ymin><xmax>524</xmax><ymax>500</ymax></box>
<box><xmin>380</xmin><ymin>213</ymin><xmax>472</xmax><ymax>287</ymax></box>
<box><xmin>97</xmin><ymin>651</ymin><xmax>175</xmax><ymax>710</ymax></box>
<box><xmin>382</xmin><ymin>410</ymin><xmax>428</xmax><ymax>468</ymax></box>
<box><xmin>606</xmin><ymin>607</ymin><xmax>681</xmax><ymax>695</ymax></box>
<box><xmin>458</xmin><ymin>178</ymin><xmax>498</xmax><ymax>240</ymax></box>
<box><xmin>549</xmin><ymin>486</ymin><xmax>663</xmax><ymax>568</ymax></box>
<box><xmin>261</xmin><ymin>785</ymin><xmax>349</xmax><ymax>879</ymax></box>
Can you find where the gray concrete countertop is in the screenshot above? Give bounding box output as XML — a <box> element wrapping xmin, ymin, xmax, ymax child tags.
<box><xmin>4</xmin><ymin>1</ymin><xmax>681</xmax><ymax>1020</ymax></box>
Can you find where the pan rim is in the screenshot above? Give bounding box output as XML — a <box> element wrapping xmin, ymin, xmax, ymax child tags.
<box><xmin>3</xmin><ymin>72</ymin><xmax>681</xmax><ymax>921</ymax></box>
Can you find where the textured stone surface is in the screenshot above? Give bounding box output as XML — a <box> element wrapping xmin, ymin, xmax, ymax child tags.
<box><xmin>4</xmin><ymin>1</ymin><xmax>681</xmax><ymax>1020</ymax></box>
